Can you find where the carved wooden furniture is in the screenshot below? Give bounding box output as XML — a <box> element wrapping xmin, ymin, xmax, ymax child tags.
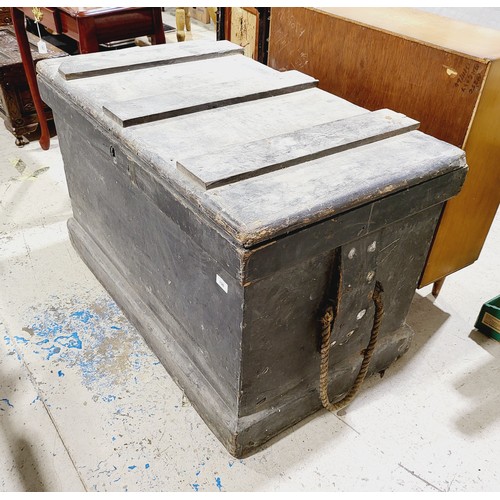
<box><xmin>268</xmin><ymin>7</ymin><xmax>500</xmax><ymax>295</ymax></box>
<box><xmin>37</xmin><ymin>40</ymin><xmax>466</xmax><ymax>456</ymax></box>
<box><xmin>10</xmin><ymin>7</ymin><xmax>166</xmax><ymax>150</ymax></box>
<box><xmin>0</xmin><ymin>26</ymin><xmax>65</xmax><ymax>146</ymax></box>
<box><xmin>0</xmin><ymin>7</ymin><xmax>12</xmax><ymax>26</ymax></box>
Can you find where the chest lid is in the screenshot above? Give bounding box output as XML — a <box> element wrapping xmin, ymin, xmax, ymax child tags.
<box><xmin>37</xmin><ymin>40</ymin><xmax>466</xmax><ymax>248</ymax></box>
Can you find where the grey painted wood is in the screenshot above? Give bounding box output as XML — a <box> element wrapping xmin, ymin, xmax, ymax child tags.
<box><xmin>37</xmin><ymin>45</ymin><xmax>465</xmax><ymax>249</ymax></box>
<box><xmin>203</xmin><ymin>131</ymin><xmax>465</xmax><ymax>247</ymax></box>
<box><xmin>58</xmin><ymin>39</ymin><xmax>244</xmax><ymax>80</ymax></box>
<box><xmin>54</xmin><ymin>109</ymin><xmax>244</xmax><ymax>415</ymax></box>
<box><xmin>242</xmin><ymin>168</ymin><xmax>466</xmax><ymax>283</ymax></box>
<box><xmin>102</xmin><ymin>70</ymin><xmax>318</xmax><ymax>127</ymax></box>
<box><xmin>37</xmin><ymin>41</ymin><xmax>469</xmax><ymax>457</ymax></box>
<box><xmin>66</xmin><ymin>217</ymin><xmax>240</xmax><ymax>454</ymax></box>
<box><xmin>238</xmin><ymin>208</ymin><xmax>440</xmax><ymax>422</ymax></box>
<box><xmin>177</xmin><ymin>109</ymin><xmax>420</xmax><ymax>189</ymax></box>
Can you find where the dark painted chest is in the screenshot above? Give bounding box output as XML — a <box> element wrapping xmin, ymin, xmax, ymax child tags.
<box><xmin>37</xmin><ymin>40</ymin><xmax>467</xmax><ymax>457</ymax></box>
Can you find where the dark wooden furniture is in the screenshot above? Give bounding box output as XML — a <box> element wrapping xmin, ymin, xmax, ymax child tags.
<box><xmin>0</xmin><ymin>7</ymin><xmax>12</xmax><ymax>26</ymax></box>
<box><xmin>268</xmin><ymin>7</ymin><xmax>500</xmax><ymax>295</ymax></box>
<box><xmin>0</xmin><ymin>26</ymin><xmax>65</xmax><ymax>146</ymax></box>
<box><xmin>10</xmin><ymin>7</ymin><xmax>166</xmax><ymax>150</ymax></box>
<box><xmin>37</xmin><ymin>40</ymin><xmax>466</xmax><ymax>456</ymax></box>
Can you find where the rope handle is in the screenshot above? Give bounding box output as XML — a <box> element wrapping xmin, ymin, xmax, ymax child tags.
<box><xmin>319</xmin><ymin>281</ymin><xmax>384</xmax><ymax>413</ymax></box>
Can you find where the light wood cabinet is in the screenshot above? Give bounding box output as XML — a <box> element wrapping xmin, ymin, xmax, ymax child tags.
<box><xmin>268</xmin><ymin>7</ymin><xmax>500</xmax><ymax>288</ymax></box>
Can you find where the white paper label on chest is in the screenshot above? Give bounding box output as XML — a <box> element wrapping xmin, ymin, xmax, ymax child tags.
<box><xmin>216</xmin><ymin>274</ymin><xmax>228</xmax><ymax>293</ymax></box>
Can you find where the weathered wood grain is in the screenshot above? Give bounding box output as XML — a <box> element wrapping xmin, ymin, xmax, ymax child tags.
<box><xmin>177</xmin><ymin>109</ymin><xmax>419</xmax><ymax>189</ymax></box>
<box><xmin>58</xmin><ymin>39</ymin><xmax>244</xmax><ymax>80</ymax></box>
<box><xmin>242</xmin><ymin>167</ymin><xmax>466</xmax><ymax>284</ymax></box>
<box><xmin>102</xmin><ymin>69</ymin><xmax>317</xmax><ymax>127</ymax></box>
<box><xmin>204</xmin><ymin>131</ymin><xmax>465</xmax><ymax>247</ymax></box>
<box><xmin>54</xmin><ymin>108</ymin><xmax>244</xmax><ymax>415</ymax></box>
<box><xmin>37</xmin><ymin>41</ymin><xmax>469</xmax><ymax>457</ymax></box>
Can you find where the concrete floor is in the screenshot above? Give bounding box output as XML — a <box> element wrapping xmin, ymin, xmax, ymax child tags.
<box><xmin>1</xmin><ymin>9</ymin><xmax>500</xmax><ymax>493</ymax></box>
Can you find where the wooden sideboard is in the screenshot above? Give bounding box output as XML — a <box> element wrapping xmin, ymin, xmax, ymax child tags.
<box><xmin>268</xmin><ymin>7</ymin><xmax>500</xmax><ymax>292</ymax></box>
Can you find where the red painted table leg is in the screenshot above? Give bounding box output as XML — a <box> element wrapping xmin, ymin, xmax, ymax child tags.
<box><xmin>11</xmin><ymin>8</ymin><xmax>50</xmax><ymax>150</ymax></box>
<box><xmin>151</xmin><ymin>7</ymin><xmax>166</xmax><ymax>45</ymax></box>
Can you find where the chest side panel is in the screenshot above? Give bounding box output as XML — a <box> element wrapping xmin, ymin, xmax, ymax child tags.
<box><xmin>54</xmin><ymin>102</ymin><xmax>245</xmax><ymax>415</ymax></box>
<box><xmin>239</xmin><ymin>204</ymin><xmax>441</xmax><ymax>421</ymax></box>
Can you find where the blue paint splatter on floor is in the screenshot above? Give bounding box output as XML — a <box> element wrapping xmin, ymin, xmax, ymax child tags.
<box><xmin>228</xmin><ymin>461</ymin><xmax>234</xmax><ymax>468</ymax></box>
<box><xmin>33</xmin><ymin>319</ymin><xmax>63</xmax><ymax>339</ymax></box>
<box><xmin>102</xmin><ymin>395</ymin><xmax>116</xmax><ymax>402</ymax></box>
<box><xmin>4</xmin><ymin>335</ymin><xmax>11</xmax><ymax>345</ymax></box>
<box><xmin>70</xmin><ymin>310</ymin><xmax>94</xmax><ymax>323</ymax></box>
<box><xmin>54</xmin><ymin>332</ymin><xmax>82</xmax><ymax>349</ymax></box>
<box><xmin>145</xmin><ymin>463</ymin><xmax>150</xmax><ymax>469</ymax></box>
<box><xmin>191</xmin><ymin>483</ymin><xmax>200</xmax><ymax>492</ymax></box>
<box><xmin>24</xmin><ymin>297</ymin><xmax>155</xmax><ymax>400</ymax></box>
<box><xmin>13</xmin><ymin>336</ymin><xmax>29</xmax><ymax>344</ymax></box>
<box><xmin>128</xmin><ymin>465</ymin><xmax>136</xmax><ymax>470</ymax></box>
<box><xmin>57</xmin><ymin>370</ymin><xmax>64</xmax><ymax>377</ymax></box>
<box><xmin>215</xmin><ymin>477</ymin><xmax>222</xmax><ymax>491</ymax></box>
<box><xmin>1</xmin><ymin>398</ymin><xmax>14</xmax><ymax>408</ymax></box>
<box><xmin>42</xmin><ymin>345</ymin><xmax>61</xmax><ymax>360</ymax></box>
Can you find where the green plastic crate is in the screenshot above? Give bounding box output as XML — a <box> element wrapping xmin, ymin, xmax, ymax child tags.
<box><xmin>475</xmin><ymin>294</ymin><xmax>500</xmax><ymax>341</ymax></box>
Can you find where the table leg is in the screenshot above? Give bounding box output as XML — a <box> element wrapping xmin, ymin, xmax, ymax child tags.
<box><xmin>185</xmin><ymin>7</ymin><xmax>191</xmax><ymax>33</ymax></box>
<box><xmin>176</xmin><ymin>7</ymin><xmax>186</xmax><ymax>42</ymax></box>
<box><xmin>10</xmin><ymin>8</ymin><xmax>50</xmax><ymax>150</ymax></box>
<box><xmin>76</xmin><ymin>17</ymin><xmax>100</xmax><ymax>53</ymax></box>
<box><xmin>150</xmin><ymin>7</ymin><xmax>166</xmax><ymax>45</ymax></box>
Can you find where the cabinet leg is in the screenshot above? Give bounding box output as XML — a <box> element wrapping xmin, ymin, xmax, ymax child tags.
<box><xmin>150</xmin><ymin>7</ymin><xmax>166</xmax><ymax>45</ymax></box>
<box><xmin>432</xmin><ymin>278</ymin><xmax>446</xmax><ymax>298</ymax></box>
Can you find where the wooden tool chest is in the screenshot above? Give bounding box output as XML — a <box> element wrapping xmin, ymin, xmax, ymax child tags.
<box><xmin>37</xmin><ymin>40</ymin><xmax>467</xmax><ymax>457</ymax></box>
